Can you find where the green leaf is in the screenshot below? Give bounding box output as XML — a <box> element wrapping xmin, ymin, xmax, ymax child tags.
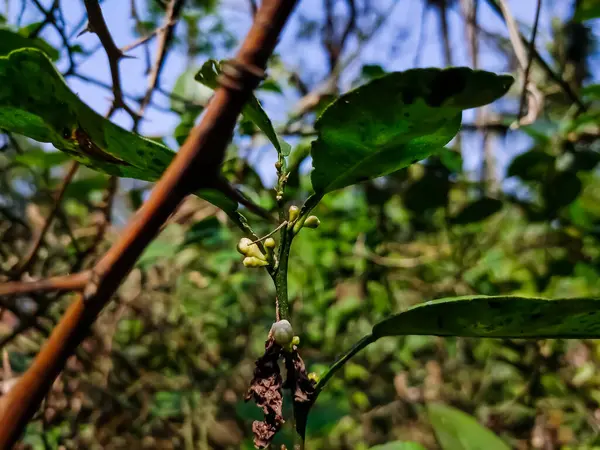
<box><xmin>372</xmin><ymin>295</ymin><xmax>600</xmax><ymax>339</ymax></box>
<box><xmin>439</xmin><ymin>148</ymin><xmax>463</xmax><ymax>173</ymax></box>
<box><xmin>0</xmin><ymin>48</ymin><xmax>235</xmax><ymax>213</ymax></box>
<box><xmin>573</xmin><ymin>0</ymin><xmax>600</xmax><ymax>22</ymax></box>
<box><xmin>369</xmin><ymin>442</ymin><xmax>426</xmax><ymax>450</ymax></box>
<box><xmin>543</xmin><ymin>172</ymin><xmax>581</xmax><ymax>210</ymax></box>
<box><xmin>507</xmin><ymin>150</ymin><xmax>554</xmax><ymax>181</ymax></box>
<box><xmin>310</xmin><ymin>67</ymin><xmax>513</xmax><ymax>194</ymax></box>
<box><xmin>0</xmin><ymin>28</ymin><xmax>59</xmax><ymax>60</ymax></box>
<box><xmin>14</xmin><ymin>149</ymin><xmax>70</xmax><ymax>169</ymax></box>
<box><xmin>450</xmin><ymin>197</ymin><xmax>503</xmax><ymax>225</ymax></box>
<box><xmin>427</xmin><ymin>403</ymin><xmax>510</xmax><ymax>450</ymax></box>
<box><xmin>194</xmin><ymin>59</ymin><xmax>291</xmax><ymax>156</ymax></box>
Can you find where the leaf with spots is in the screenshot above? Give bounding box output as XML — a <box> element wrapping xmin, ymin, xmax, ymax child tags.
<box><xmin>372</xmin><ymin>295</ymin><xmax>600</xmax><ymax>339</ymax></box>
<box><xmin>309</xmin><ymin>67</ymin><xmax>513</xmax><ymax>195</ymax></box>
<box><xmin>194</xmin><ymin>59</ymin><xmax>291</xmax><ymax>156</ymax></box>
<box><xmin>314</xmin><ymin>295</ymin><xmax>600</xmax><ymax>398</ymax></box>
<box><xmin>0</xmin><ymin>48</ymin><xmax>236</xmax><ymax>213</ymax></box>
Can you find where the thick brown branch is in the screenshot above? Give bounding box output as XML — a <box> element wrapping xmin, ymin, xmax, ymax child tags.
<box><xmin>0</xmin><ymin>272</ymin><xmax>90</xmax><ymax>298</ymax></box>
<box><xmin>0</xmin><ymin>0</ymin><xmax>298</xmax><ymax>446</ymax></box>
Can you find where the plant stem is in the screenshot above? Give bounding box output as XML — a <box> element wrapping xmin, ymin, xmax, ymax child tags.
<box><xmin>274</xmin><ymin>226</ymin><xmax>292</xmax><ymax>320</ymax></box>
<box><xmin>314</xmin><ymin>334</ymin><xmax>376</xmax><ymax>396</ymax></box>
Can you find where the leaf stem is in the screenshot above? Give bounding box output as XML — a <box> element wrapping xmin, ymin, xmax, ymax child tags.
<box><xmin>314</xmin><ymin>334</ymin><xmax>376</xmax><ymax>396</ymax></box>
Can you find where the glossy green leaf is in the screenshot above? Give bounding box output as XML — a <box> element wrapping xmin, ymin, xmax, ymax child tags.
<box><xmin>573</xmin><ymin>0</ymin><xmax>600</xmax><ymax>22</ymax></box>
<box><xmin>427</xmin><ymin>403</ymin><xmax>510</xmax><ymax>450</ymax></box>
<box><xmin>0</xmin><ymin>28</ymin><xmax>58</xmax><ymax>60</ymax></box>
<box><xmin>310</xmin><ymin>67</ymin><xmax>513</xmax><ymax>194</ymax></box>
<box><xmin>450</xmin><ymin>197</ymin><xmax>503</xmax><ymax>225</ymax></box>
<box><xmin>194</xmin><ymin>59</ymin><xmax>291</xmax><ymax>156</ymax></box>
<box><xmin>372</xmin><ymin>295</ymin><xmax>600</xmax><ymax>339</ymax></box>
<box><xmin>369</xmin><ymin>442</ymin><xmax>426</xmax><ymax>450</ymax></box>
<box><xmin>0</xmin><ymin>48</ymin><xmax>236</xmax><ymax>212</ymax></box>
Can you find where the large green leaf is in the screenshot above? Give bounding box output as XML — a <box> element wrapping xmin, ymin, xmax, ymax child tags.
<box><xmin>372</xmin><ymin>295</ymin><xmax>600</xmax><ymax>339</ymax></box>
<box><xmin>427</xmin><ymin>403</ymin><xmax>510</xmax><ymax>450</ymax></box>
<box><xmin>369</xmin><ymin>442</ymin><xmax>427</xmax><ymax>450</ymax></box>
<box><xmin>0</xmin><ymin>28</ymin><xmax>58</xmax><ymax>60</ymax></box>
<box><xmin>0</xmin><ymin>48</ymin><xmax>235</xmax><ymax>212</ymax></box>
<box><xmin>195</xmin><ymin>59</ymin><xmax>291</xmax><ymax>156</ymax></box>
<box><xmin>573</xmin><ymin>0</ymin><xmax>600</xmax><ymax>22</ymax></box>
<box><xmin>309</xmin><ymin>68</ymin><xmax>513</xmax><ymax>194</ymax></box>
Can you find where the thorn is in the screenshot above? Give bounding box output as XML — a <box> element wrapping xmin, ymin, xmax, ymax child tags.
<box><xmin>77</xmin><ymin>21</ymin><xmax>94</xmax><ymax>37</ymax></box>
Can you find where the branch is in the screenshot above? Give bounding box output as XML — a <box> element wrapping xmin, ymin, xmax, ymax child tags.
<box><xmin>135</xmin><ymin>0</ymin><xmax>186</xmax><ymax>128</ymax></box>
<box><xmin>13</xmin><ymin>161</ymin><xmax>79</xmax><ymax>276</ymax></box>
<box><xmin>486</xmin><ymin>0</ymin><xmax>586</xmax><ymax>113</ymax></box>
<box><xmin>0</xmin><ymin>272</ymin><xmax>90</xmax><ymax>298</ymax></box>
<box><xmin>0</xmin><ymin>0</ymin><xmax>299</xmax><ymax>446</ymax></box>
<box><xmin>81</xmin><ymin>0</ymin><xmax>138</xmax><ymax>119</ymax></box>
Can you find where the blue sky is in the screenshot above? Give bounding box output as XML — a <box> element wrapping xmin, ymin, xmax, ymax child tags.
<box><xmin>4</xmin><ymin>0</ymin><xmax>596</xmax><ymax>189</ymax></box>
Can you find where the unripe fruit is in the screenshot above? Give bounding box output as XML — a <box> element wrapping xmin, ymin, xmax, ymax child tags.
<box><xmin>304</xmin><ymin>215</ymin><xmax>320</xmax><ymax>229</ymax></box>
<box><xmin>264</xmin><ymin>237</ymin><xmax>276</xmax><ymax>248</ymax></box>
<box><xmin>271</xmin><ymin>320</ymin><xmax>293</xmax><ymax>347</ymax></box>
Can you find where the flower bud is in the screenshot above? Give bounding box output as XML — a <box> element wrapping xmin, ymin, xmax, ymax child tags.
<box><xmin>236</xmin><ymin>237</ymin><xmax>253</xmax><ymax>255</ymax></box>
<box><xmin>288</xmin><ymin>205</ymin><xmax>299</xmax><ymax>222</ymax></box>
<box><xmin>275</xmin><ymin>161</ymin><xmax>282</xmax><ymax>170</ymax></box>
<box><xmin>303</xmin><ymin>215</ymin><xmax>320</xmax><ymax>229</ymax></box>
<box><xmin>243</xmin><ymin>256</ymin><xmax>269</xmax><ymax>268</ymax></box>
<box><xmin>271</xmin><ymin>319</ymin><xmax>293</xmax><ymax>347</ymax></box>
<box><xmin>264</xmin><ymin>238</ymin><xmax>276</xmax><ymax>249</ymax></box>
<box><xmin>237</xmin><ymin>237</ymin><xmax>266</xmax><ymax>260</ymax></box>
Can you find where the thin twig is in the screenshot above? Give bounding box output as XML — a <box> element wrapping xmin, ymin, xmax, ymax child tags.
<box><xmin>120</xmin><ymin>20</ymin><xmax>176</xmax><ymax>53</ymax></box>
<box><xmin>135</xmin><ymin>0</ymin><xmax>186</xmax><ymax>129</ymax></box>
<box><xmin>13</xmin><ymin>161</ymin><xmax>80</xmax><ymax>276</ymax></box>
<box><xmin>495</xmin><ymin>0</ymin><xmax>544</xmax><ymax>127</ymax></box>
<box><xmin>81</xmin><ymin>0</ymin><xmax>139</xmax><ymax>119</ymax></box>
<box><xmin>486</xmin><ymin>0</ymin><xmax>586</xmax><ymax>113</ymax></box>
<box><xmin>518</xmin><ymin>0</ymin><xmax>542</xmax><ymax>122</ymax></box>
<box><xmin>0</xmin><ymin>272</ymin><xmax>90</xmax><ymax>298</ymax></box>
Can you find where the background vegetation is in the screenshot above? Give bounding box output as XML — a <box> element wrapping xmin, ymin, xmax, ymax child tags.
<box><xmin>2</xmin><ymin>0</ymin><xmax>600</xmax><ymax>448</ymax></box>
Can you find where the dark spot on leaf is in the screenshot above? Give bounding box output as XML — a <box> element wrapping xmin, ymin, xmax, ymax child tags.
<box><xmin>151</xmin><ymin>157</ymin><xmax>162</xmax><ymax>167</ymax></box>
<box><xmin>403</xmin><ymin>112</ymin><xmax>410</xmax><ymax>118</ymax></box>
<box><xmin>437</xmin><ymin>315</ymin><xmax>444</xmax><ymax>329</ymax></box>
<box><xmin>487</xmin><ymin>300</ymin><xmax>503</xmax><ymax>309</ymax></box>
<box><xmin>426</xmin><ymin>70</ymin><xmax>468</xmax><ymax>107</ymax></box>
<box><xmin>136</xmin><ymin>149</ymin><xmax>145</xmax><ymax>157</ymax></box>
<box><xmin>530</xmin><ymin>313</ymin><xmax>543</xmax><ymax>320</ymax></box>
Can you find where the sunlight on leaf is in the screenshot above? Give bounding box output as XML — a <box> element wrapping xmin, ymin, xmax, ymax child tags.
<box><xmin>0</xmin><ymin>48</ymin><xmax>236</xmax><ymax>212</ymax></box>
<box><xmin>309</xmin><ymin>68</ymin><xmax>513</xmax><ymax>194</ymax></box>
